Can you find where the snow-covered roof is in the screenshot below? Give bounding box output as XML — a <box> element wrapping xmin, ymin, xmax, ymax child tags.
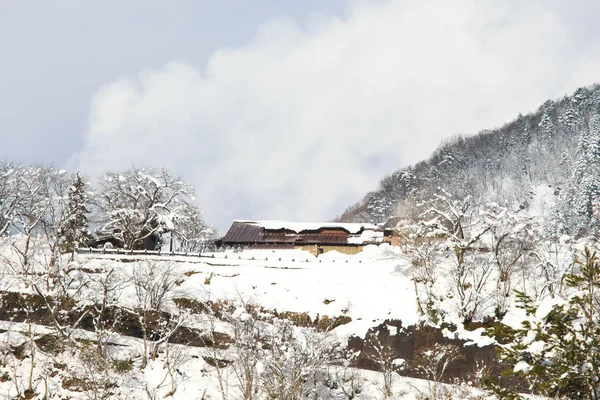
<box><xmin>347</xmin><ymin>229</ymin><xmax>384</xmax><ymax>244</ymax></box>
<box><xmin>235</xmin><ymin>220</ymin><xmax>379</xmax><ymax>234</ymax></box>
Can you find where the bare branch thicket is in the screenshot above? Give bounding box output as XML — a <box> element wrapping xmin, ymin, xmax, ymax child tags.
<box><xmin>528</xmin><ymin>239</ymin><xmax>576</xmax><ymax>301</ymax></box>
<box><xmin>411</xmin><ymin>343</ymin><xmax>465</xmax><ymax>400</ymax></box>
<box><xmin>364</xmin><ymin>329</ymin><xmax>400</xmax><ymax>399</ymax></box>
<box><xmin>412</xmin><ymin>343</ymin><xmax>463</xmax><ymax>383</ymax></box>
<box><xmin>203</xmin><ymin>292</ymin><xmax>348</xmax><ymax>400</ymax></box>
<box><xmin>451</xmin><ymin>249</ymin><xmax>494</xmax><ymax>325</ymax></box>
<box><xmin>331</xmin><ymin>364</ymin><xmax>365</xmax><ymax>400</ymax></box>
<box><xmin>3</xmin><ymin>237</ymin><xmax>79</xmax><ymax>343</ymax></box>
<box><xmin>155</xmin><ymin>344</ymin><xmax>189</xmax><ymax>397</ymax></box>
<box><xmin>395</xmin><ymin>198</ymin><xmax>445</xmax><ymax>322</ymax></box>
<box><xmin>131</xmin><ymin>260</ymin><xmax>180</xmax><ymax>369</ymax></box>
<box><xmin>204</xmin><ymin>302</ymin><xmax>229</xmax><ymax>400</ymax></box>
<box><xmin>228</xmin><ymin>309</ymin><xmax>264</xmax><ymax>400</ymax></box>
<box><xmin>260</xmin><ymin>320</ymin><xmax>343</xmax><ymax>400</ymax></box>
<box><xmin>74</xmin><ymin>341</ymin><xmax>113</xmax><ymax>400</ymax></box>
<box><xmin>493</xmin><ymin>231</ymin><xmax>527</xmax><ymax>318</ymax></box>
<box><xmin>409</xmin><ymin>238</ymin><xmax>443</xmax><ymax>322</ymax></box>
<box><xmin>1</xmin><ymin>319</ymin><xmax>55</xmax><ymax>399</ymax></box>
<box><xmin>89</xmin><ymin>267</ymin><xmax>129</xmax><ymax>361</ymax></box>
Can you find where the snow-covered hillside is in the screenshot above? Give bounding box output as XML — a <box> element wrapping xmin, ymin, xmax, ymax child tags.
<box><xmin>340</xmin><ymin>85</ymin><xmax>600</xmax><ymax>243</ymax></box>
<box><xmin>0</xmin><ymin>236</ymin><xmax>523</xmax><ymax>399</ymax></box>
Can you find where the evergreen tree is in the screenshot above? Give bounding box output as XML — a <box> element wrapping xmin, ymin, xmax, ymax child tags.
<box><xmin>566</xmin><ymin>114</ymin><xmax>600</xmax><ymax>235</ymax></box>
<box><xmin>59</xmin><ymin>172</ymin><xmax>92</xmax><ymax>252</ymax></box>
<box><xmin>538</xmin><ymin>100</ymin><xmax>557</xmax><ymax>144</ymax></box>
<box><xmin>494</xmin><ymin>248</ymin><xmax>600</xmax><ymax>399</ymax></box>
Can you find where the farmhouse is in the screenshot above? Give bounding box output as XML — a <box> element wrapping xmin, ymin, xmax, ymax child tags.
<box><xmin>217</xmin><ymin>220</ymin><xmax>390</xmax><ymax>255</ymax></box>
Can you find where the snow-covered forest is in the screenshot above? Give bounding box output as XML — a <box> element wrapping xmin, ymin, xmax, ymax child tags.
<box><xmin>0</xmin><ymin>164</ymin><xmax>216</xmax><ymax>254</ymax></box>
<box><xmin>340</xmin><ymin>84</ymin><xmax>600</xmax><ymax>239</ymax></box>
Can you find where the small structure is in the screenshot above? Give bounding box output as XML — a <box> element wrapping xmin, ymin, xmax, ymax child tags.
<box><xmin>219</xmin><ymin>220</ymin><xmax>386</xmax><ymax>255</ymax></box>
<box><xmin>382</xmin><ymin>216</ymin><xmax>402</xmax><ymax>246</ymax></box>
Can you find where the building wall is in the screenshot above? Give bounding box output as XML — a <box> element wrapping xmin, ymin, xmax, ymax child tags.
<box><xmin>295</xmin><ymin>244</ymin><xmax>364</xmax><ymax>256</ymax></box>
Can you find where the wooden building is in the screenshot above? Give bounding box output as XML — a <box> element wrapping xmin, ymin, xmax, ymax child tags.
<box><xmin>218</xmin><ymin>221</ymin><xmax>387</xmax><ymax>255</ymax></box>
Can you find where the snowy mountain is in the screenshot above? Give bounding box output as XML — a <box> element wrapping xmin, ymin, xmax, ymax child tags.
<box><xmin>339</xmin><ymin>84</ymin><xmax>600</xmax><ymax>240</ymax></box>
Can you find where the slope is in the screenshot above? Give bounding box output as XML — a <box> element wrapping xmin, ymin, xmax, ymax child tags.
<box><xmin>339</xmin><ymin>84</ymin><xmax>600</xmax><ymax>239</ymax></box>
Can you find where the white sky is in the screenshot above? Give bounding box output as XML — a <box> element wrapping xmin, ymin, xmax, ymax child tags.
<box><xmin>2</xmin><ymin>0</ymin><xmax>600</xmax><ymax>230</ymax></box>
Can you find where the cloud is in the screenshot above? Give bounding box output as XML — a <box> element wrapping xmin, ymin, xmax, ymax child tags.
<box><xmin>71</xmin><ymin>0</ymin><xmax>600</xmax><ymax>230</ymax></box>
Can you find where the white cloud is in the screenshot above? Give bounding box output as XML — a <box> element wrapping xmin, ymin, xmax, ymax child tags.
<box><xmin>71</xmin><ymin>0</ymin><xmax>600</xmax><ymax>230</ymax></box>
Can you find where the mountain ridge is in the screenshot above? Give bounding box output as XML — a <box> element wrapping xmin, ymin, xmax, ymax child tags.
<box><xmin>338</xmin><ymin>83</ymin><xmax>600</xmax><ymax>239</ymax></box>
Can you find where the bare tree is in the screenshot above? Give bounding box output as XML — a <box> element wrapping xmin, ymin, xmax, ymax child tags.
<box><xmin>131</xmin><ymin>260</ymin><xmax>180</xmax><ymax>368</ymax></box>
<box><xmin>155</xmin><ymin>344</ymin><xmax>188</xmax><ymax>397</ymax></box>
<box><xmin>75</xmin><ymin>341</ymin><xmax>113</xmax><ymax>400</ymax></box>
<box><xmin>260</xmin><ymin>320</ymin><xmax>342</xmax><ymax>400</ymax></box>
<box><xmin>39</xmin><ymin>168</ymin><xmax>72</xmax><ymax>267</ymax></box>
<box><xmin>405</xmin><ymin>237</ymin><xmax>443</xmax><ymax>323</ymax></box>
<box><xmin>171</xmin><ymin>201</ymin><xmax>216</xmax><ymax>253</ymax></box>
<box><xmin>528</xmin><ymin>238</ymin><xmax>575</xmax><ymax>300</ymax></box>
<box><xmin>411</xmin><ymin>343</ymin><xmax>464</xmax><ymax>400</ymax></box>
<box><xmin>451</xmin><ymin>249</ymin><xmax>494</xmax><ymax>324</ymax></box>
<box><xmin>89</xmin><ymin>267</ymin><xmax>129</xmax><ymax>361</ymax></box>
<box><xmin>364</xmin><ymin>328</ymin><xmax>400</xmax><ymax>398</ymax></box>
<box><xmin>10</xmin><ymin>166</ymin><xmax>53</xmax><ymax>268</ymax></box>
<box><xmin>0</xmin><ymin>160</ymin><xmax>23</xmax><ymax>237</ymax></box>
<box><xmin>411</xmin><ymin>191</ymin><xmax>495</xmax><ymax>324</ymax></box>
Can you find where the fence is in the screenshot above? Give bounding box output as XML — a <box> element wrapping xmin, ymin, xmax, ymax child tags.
<box><xmin>74</xmin><ymin>247</ymin><xmax>364</xmax><ymax>264</ymax></box>
<box><xmin>75</xmin><ymin>247</ymin><xmax>207</xmax><ymax>258</ymax></box>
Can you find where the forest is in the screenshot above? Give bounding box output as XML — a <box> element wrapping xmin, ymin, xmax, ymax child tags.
<box><xmin>340</xmin><ymin>85</ymin><xmax>600</xmax><ymax>241</ymax></box>
<box><xmin>0</xmin><ymin>164</ymin><xmax>216</xmax><ymax>256</ymax></box>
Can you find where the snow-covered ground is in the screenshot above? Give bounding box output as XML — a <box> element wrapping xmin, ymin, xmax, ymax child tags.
<box><xmin>130</xmin><ymin>245</ymin><xmax>416</xmax><ymax>339</ymax></box>
<box><xmin>72</xmin><ymin>244</ymin><xmax>500</xmax><ymax>344</ymax></box>
<box><xmin>0</xmin><ymin>237</ymin><xmax>547</xmax><ymax>399</ymax></box>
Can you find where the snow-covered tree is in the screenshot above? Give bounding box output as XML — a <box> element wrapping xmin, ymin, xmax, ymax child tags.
<box><xmin>563</xmin><ymin>114</ymin><xmax>600</xmax><ymax>236</ymax></box>
<box><xmin>0</xmin><ymin>162</ymin><xmax>71</xmax><ymax>248</ymax></box>
<box><xmin>95</xmin><ymin>167</ymin><xmax>208</xmax><ymax>250</ymax></box>
<box><xmin>259</xmin><ymin>320</ymin><xmax>343</xmax><ymax>399</ymax></box>
<box><xmin>0</xmin><ymin>160</ymin><xmax>22</xmax><ymax>236</ymax></box>
<box><xmin>339</xmin><ymin>85</ymin><xmax>600</xmax><ymax>247</ymax></box>
<box><xmin>170</xmin><ymin>201</ymin><xmax>216</xmax><ymax>252</ymax></box>
<box><xmin>496</xmin><ymin>248</ymin><xmax>600</xmax><ymax>399</ymax></box>
<box><xmin>7</xmin><ymin>166</ymin><xmax>59</xmax><ymax>268</ymax></box>
<box><xmin>58</xmin><ymin>172</ymin><xmax>92</xmax><ymax>252</ymax></box>
<box><xmin>538</xmin><ymin>100</ymin><xmax>557</xmax><ymax>144</ymax></box>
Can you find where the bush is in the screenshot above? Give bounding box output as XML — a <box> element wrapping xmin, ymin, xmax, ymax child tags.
<box><xmin>112</xmin><ymin>358</ymin><xmax>134</xmax><ymax>373</ymax></box>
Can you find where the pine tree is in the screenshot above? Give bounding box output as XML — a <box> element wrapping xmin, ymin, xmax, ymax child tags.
<box><xmin>59</xmin><ymin>172</ymin><xmax>92</xmax><ymax>252</ymax></box>
<box><xmin>538</xmin><ymin>100</ymin><xmax>556</xmax><ymax>144</ymax></box>
<box><xmin>494</xmin><ymin>248</ymin><xmax>600</xmax><ymax>399</ymax></box>
<box><xmin>566</xmin><ymin>115</ymin><xmax>600</xmax><ymax>235</ymax></box>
